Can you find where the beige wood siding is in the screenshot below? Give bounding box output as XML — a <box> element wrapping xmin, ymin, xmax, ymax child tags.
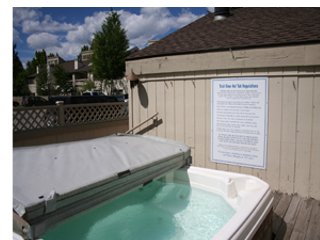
<box><xmin>128</xmin><ymin>65</ymin><xmax>320</xmax><ymax>199</ymax></box>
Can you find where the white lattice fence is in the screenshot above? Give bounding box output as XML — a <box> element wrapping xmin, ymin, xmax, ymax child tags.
<box><xmin>13</xmin><ymin>102</ymin><xmax>128</xmax><ymax>132</ymax></box>
<box><xmin>64</xmin><ymin>102</ymin><xmax>128</xmax><ymax>125</ymax></box>
<box><xmin>13</xmin><ymin>106</ymin><xmax>59</xmax><ymax>132</ymax></box>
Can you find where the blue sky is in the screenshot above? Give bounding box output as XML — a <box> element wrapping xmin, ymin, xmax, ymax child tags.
<box><xmin>13</xmin><ymin>7</ymin><xmax>212</xmax><ymax>66</ymax></box>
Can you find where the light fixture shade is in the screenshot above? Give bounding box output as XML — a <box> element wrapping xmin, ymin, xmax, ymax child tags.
<box><xmin>126</xmin><ymin>69</ymin><xmax>139</xmax><ymax>82</ymax></box>
<box><xmin>126</xmin><ymin>69</ymin><xmax>139</xmax><ymax>88</ymax></box>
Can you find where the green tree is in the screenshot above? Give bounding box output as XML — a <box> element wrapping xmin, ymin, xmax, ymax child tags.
<box><xmin>36</xmin><ymin>64</ymin><xmax>49</xmax><ymax>96</ymax></box>
<box><xmin>81</xmin><ymin>45</ymin><xmax>90</xmax><ymax>51</ymax></box>
<box><xmin>48</xmin><ymin>53</ymin><xmax>55</xmax><ymax>58</ymax></box>
<box><xmin>52</xmin><ymin>65</ymin><xmax>73</xmax><ymax>95</ymax></box>
<box><xmin>28</xmin><ymin>49</ymin><xmax>49</xmax><ymax>96</ymax></box>
<box><xmin>82</xmin><ymin>80</ymin><xmax>95</xmax><ymax>92</ymax></box>
<box><xmin>23</xmin><ymin>49</ymin><xmax>49</xmax><ymax>95</ymax></box>
<box><xmin>13</xmin><ymin>44</ymin><xmax>24</xmax><ymax>80</ymax></box>
<box><xmin>77</xmin><ymin>44</ymin><xmax>91</xmax><ymax>61</ymax></box>
<box><xmin>25</xmin><ymin>49</ymin><xmax>47</xmax><ymax>76</ymax></box>
<box><xmin>92</xmin><ymin>11</ymin><xmax>129</xmax><ymax>94</ymax></box>
<box><xmin>13</xmin><ymin>45</ymin><xmax>30</xmax><ymax>96</ymax></box>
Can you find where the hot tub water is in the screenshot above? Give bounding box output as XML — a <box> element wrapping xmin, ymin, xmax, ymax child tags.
<box><xmin>42</xmin><ymin>180</ymin><xmax>235</xmax><ymax>240</ymax></box>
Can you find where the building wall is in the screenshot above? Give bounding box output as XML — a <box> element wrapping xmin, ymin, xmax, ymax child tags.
<box><xmin>127</xmin><ymin>44</ymin><xmax>320</xmax><ymax>199</ymax></box>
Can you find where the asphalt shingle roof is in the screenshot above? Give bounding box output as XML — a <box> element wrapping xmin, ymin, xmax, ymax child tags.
<box><xmin>60</xmin><ymin>60</ymin><xmax>92</xmax><ymax>73</ymax></box>
<box><xmin>127</xmin><ymin>8</ymin><xmax>320</xmax><ymax>60</ymax></box>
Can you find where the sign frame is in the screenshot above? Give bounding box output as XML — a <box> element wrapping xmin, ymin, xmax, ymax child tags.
<box><xmin>211</xmin><ymin>77</ymin><xmax>268</xmax><ymax>169</ymax></box>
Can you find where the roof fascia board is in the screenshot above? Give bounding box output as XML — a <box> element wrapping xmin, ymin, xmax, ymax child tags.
<box><xmin>126</xmin><ymin>44</ymin><xmax>320</xmax><ymax>76</ymax></box>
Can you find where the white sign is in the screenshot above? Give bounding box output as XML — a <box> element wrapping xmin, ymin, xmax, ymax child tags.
<box><xmin>211</xmin><ymin>77</ymin><xmax>268</xmax><ymax>168</ymax></box>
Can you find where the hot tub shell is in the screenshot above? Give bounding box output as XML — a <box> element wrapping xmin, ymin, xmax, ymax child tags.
<box><xmin>171</xmin><ymin>167</ymin><xmax>274</xmax><ymax>240</ymax></box>
<box><xmin>13</xmin><ymin>135</ymin><xmax>273</xmax><ymax>240</ymax></box>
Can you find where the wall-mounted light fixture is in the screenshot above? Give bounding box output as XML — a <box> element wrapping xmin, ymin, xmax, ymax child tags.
<box><xmin>126</xmin><ymin>69</ymin><xmax>140</xmax><ymax>88</ymax></box>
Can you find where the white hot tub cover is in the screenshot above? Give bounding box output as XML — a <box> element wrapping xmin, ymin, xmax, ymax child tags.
<box><xmin>13</xmin><ymin>134</ymin><xmax>191</xmax><ymax>237</ymax></box>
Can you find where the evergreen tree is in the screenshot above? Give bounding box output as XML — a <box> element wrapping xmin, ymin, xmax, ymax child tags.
<box><xmin>92</xmin><ymin>11</ymin><xmax>129</xmax><ymax>94</ymax></box>
<box><xmin>81</xmin><ymin>45</ymin><xmax>90</xmax><ymax>51</ymax></box>
<box><xmin>13</xmin><ymin>44</ymin><xmax>24</xmax><ymax>80</ymax></box>
<box><xmin>52</xmin><ymin>65</ymin><xmax>73</xmax><ymax>95</ymax></box>
<box><xmin>13</xmin><ymin>44</ymin><xmax>30</xmax><ymax>96</ymax></box>
<box><xmin>36</xmin><ymin>64</ymin><xmax>49</xmax><ymax>96</ymax></box>
<box><xmin>77</xmin><ymin>44</ymin><xmax>91</xmax><ymax>61</ymax></box>
<box><xmin>48</xmin><ymin>53</ymin><xmax>55</xmax><ymax>57</ymax></box>
<box><xmin>25</xmin><ymin>49</ymin><xmax>47</xmax><ymax>75</ymax></box>
<box><xmin>27</xmin><ymin>49</ymin><xmax>49</xmax><ymax>96</ymax></box>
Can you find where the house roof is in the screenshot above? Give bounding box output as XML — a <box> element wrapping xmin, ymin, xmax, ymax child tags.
<box><xmin>127</xmin><ymin>8</ymin><xmax>320</xmax><ymax>60</ymax></box>
<box><xmin>60</xmin><ymin>60</ymin><xmax>92</xmax><ymax>73</ymax></box>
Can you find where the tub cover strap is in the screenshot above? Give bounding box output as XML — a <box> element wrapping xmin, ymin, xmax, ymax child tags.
<box><xmin>44</xmin><ymin>190</ymin><xmax>58</xmax><ymax>214</ymax></box>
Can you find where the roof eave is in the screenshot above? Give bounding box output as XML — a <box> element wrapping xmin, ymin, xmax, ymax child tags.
<box><xmin>126</xmin><ymin>40</ymin><xmax>320</xmax><ymax>62</ymax></box>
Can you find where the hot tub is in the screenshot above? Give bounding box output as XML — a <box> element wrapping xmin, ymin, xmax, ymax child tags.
<box><xmin>40</xmin><ymin>166</ymin><xmax>273</xmax><ymax>240</ymax></box>
<box><xmin>13</xmin><ymin>135</ymin><xmax>273</xmax><ymax>240</ymax></box>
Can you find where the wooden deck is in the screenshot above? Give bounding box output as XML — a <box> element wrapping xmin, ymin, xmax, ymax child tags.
<box><xmin>272</xmin><ymin>191</ymin><xmax>320</xmax><ymax>240</ymax></box>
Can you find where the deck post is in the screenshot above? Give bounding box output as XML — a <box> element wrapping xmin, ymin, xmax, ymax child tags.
<box><xmin>56</xmin><ymin>101</ymin><xmax>65</xmax><ymax>126</ymax></box>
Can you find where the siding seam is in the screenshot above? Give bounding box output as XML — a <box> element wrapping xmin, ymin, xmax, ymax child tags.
<box><xmin>279</xmin><ymin>72</ymin><xmax>284</xmax><ymax>191</ymax></box>
<box><xmin>308</xmin><ymin>74</ymin><xmax>315</xmax><ymax>197</ymax></box>
<box><xmin>293</xmin><ymin>76</ymin><xmax>299</xmax><ymax>194</ymax></box>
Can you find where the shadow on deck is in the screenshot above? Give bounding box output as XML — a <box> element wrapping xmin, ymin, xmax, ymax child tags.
<box><xmin>272</xmin><ymin>191</ymin><xmax>320</xmax><ymax>240</ymax></box>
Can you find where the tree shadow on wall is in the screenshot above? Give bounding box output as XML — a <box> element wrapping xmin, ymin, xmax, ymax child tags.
<box><xmin>136</xmin><ymin>82</ymin><xmax>163</xmax><ymax>134</ymax></box>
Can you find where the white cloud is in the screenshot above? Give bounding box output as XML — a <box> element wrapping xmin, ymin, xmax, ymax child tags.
<box><xmin>22</xmin><ymin>15</ymin><xmax>78</xmax><ymax>34</ymax></box>
<box><xmin>56</xmin><ymin>8</ymin><xmax>202</xmax><ymax>59</ymax></box>
<box><xmin>55</xmin><ymin>11</ymin><xmax>110</xmax><ymax>59</ymax></box>
<box><xmin>64</xmin><ymin>7</ymin><xmax>203</xmax><ymax>51</ymax></box>
<box><xmin>13</xmin><ymin>8</ymin><xmax>78</xmax><ymax>34</ymax></box>
<box><xmin>27</xmin><ymin>32</ymin><xmax>60</xmax><ymax>49</ymax></box>
<box><xmin>176</xmin><ymin>10</ymin><xmax>201</xmax><ymax>25</ymax></box>
<box><xmin>66</xmin><ymin>11</ymin><xmax>107</xmax><ymax>43</ymax></box>
<box><xmin>45</xmin><ymin>42</ymin><xmax>84</xmax><ymax>59</ymax></box>
<box><xmin>119</xmin><ymin>8</ymin><xmax>202</xmax><ymax>48</ymax></box>
<box><xmin>19</xmin><ymin>8</ymin><xmax>204</xmax><ymax>61</ymax></box>
<box><xmin>20</xmin><ymin>10</ymin><xmax>106</xmax><ymax>60</ymax></box>
<box><xmin>13</xmin><ymin>8</ymin><xmax>41</xmax><ymax>27</ymax></box>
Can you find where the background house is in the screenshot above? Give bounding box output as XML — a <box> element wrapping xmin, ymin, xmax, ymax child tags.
<box><xmin>28</xmin><ymin>50</ymin><xmax>128</xmax><ymax>96</ymax></box>
<box><xmin>126</xmin><ymin>8</ymin><xmax>320</xmax><ymax>199</ymax></box>
<box><xmin>47</xmin><ymin>53</ymin><xmax>93</xmax><ymax>91</ymax></box>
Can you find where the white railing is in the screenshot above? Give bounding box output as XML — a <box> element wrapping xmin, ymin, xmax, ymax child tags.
<box><xmin>13</xmin><ymin>102</ymin><xmax>128</xmax><ymax>132</ymax></box>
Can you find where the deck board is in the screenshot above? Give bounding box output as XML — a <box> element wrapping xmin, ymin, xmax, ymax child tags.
<box><xmin>289</xmin><ymin>198</ymin><xmax>313</xmax><ymax>240</ymax></box>
<box><xmin>281</xmin><ymin>195</ymin><xmax>302</xmax><ymax>239</ymax></box>
<box><xmin>273</xmin><ymin>191</ymin><xmax>282</xmax><ymax>208</ymax></box>
<box><xmin>273</xmin><ymin>192</ymin><xmax>320</xmax><ymax>240</ymax></box>
<box><xmin>305</xmin><ymin>199</ymin><xmax>320</xmax><ymax>240</ymax></box>
<box><xmin>273</xmin><ymin>193</ymin><xmax>292</xmax><ymax>236</ymax></box>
